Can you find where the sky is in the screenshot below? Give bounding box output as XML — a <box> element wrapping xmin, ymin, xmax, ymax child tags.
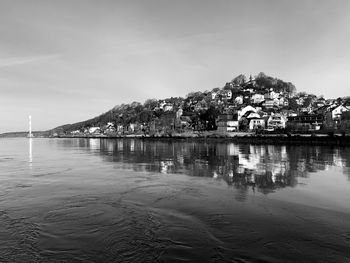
<box><xmin>1</xmin><ymin>0</ymin><xmax>350</xmax><ymax>132</ymax></box>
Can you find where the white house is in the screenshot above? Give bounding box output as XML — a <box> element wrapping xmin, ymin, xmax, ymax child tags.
<box><xmin>234</xmin><ymin>96</ymin><xmax>243</xmax><ymax>105</ymax></box>
<box><xmin>238</xmin><ymin>105</ymin><xmax>258</xmax><ymax>120</ymax></box>
<box><xmin>251</xmin><ymin>94</ymin><xmax>265</xmax><ymax>104</ymax></box>
<box><xmin>264</xmin><ymin>91</ymin><xmax>279</xmax><ymax>100</ymax></box>
<box><xmin>163</xmin><ymin>103</ymin><xmax>174</xmax><ymax>112</ymax></box>
<box><xmin>129</xmin><ymin>123</ymin><xmax>137</xmax><ymax>132</ymax></box>
<box><xmin>71</xmin><ymin>130</ymin><xmax>80</xmax><ymax>135</ymax></box>
<box><xmin>262</xmin><ymin>99</ymin><xmax>275</xmax><ymax>109</ymax></box>
<box><xmin>278</xmin><ymin>97</ymin><xmax>289</xmax><ymax>107</ymax></box>
<box><xmin>331</xmin><ymin>105</ymin><xmax>349</xmax><ymax>120</ymax></box>
<box><xmin>267</xmin><ymin>114</ymin><xmax>287</xmax><ymax>129</ymax></box>
<box><xmin>249</xmin><ymin>118</ymin><xmax>266</xmax><ymax>130</ymax></box>
<box><xmin>116</xmin><ymin>125</ymin><xmax>124</xmax><ymax>132</ymax></box>
<box><xmin>226</xmin><ymin>120</ymin><xmax>239</xmax><ymax>132</ymax></box>
<box><xmin>89</xmin><ymin>127</ymin><xmax>101</xmax><ymax>134</ymax></box>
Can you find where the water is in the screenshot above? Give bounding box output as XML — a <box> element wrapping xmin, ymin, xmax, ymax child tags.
<box><xmin>1</xmin><ymin>138</ymin><xmax>350</xmax><ymax>262</ymax></box>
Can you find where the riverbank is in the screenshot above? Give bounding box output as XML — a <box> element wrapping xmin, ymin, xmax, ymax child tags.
<box><xmin>53</xmin><ymin>131</ymin><xmax>350</xmax><ymax>146</ymax></box>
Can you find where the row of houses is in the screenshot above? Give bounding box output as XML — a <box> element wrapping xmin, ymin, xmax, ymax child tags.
<box><xmin>216</xmin><ymin>104</ymin><xmax>350</xmax><ymax>132</ymax></box>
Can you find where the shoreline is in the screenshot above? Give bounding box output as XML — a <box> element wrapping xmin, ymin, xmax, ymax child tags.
<box><xmin>52</xmin><ymin>132</ymin><xmax>350</xmax><ymax>146</ymax></box>
<box><xmin>2</xmin><ymin>131</ymin><xmax>350</xmax><ymax>146</ymax></box>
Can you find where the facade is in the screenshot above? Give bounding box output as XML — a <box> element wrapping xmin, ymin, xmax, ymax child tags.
<box><xmin>262</xmin><ymin>99</ymin><xmax>275</xmax><ymax>109</ymax></box>
<box><xmin>249</xmin><ymin>118</ymin><xmax>266</xmax><ymax>130</ymax></box>
<box><xmin>267</xmin><ymin>114</ymin><xmax>287</xmax><ymax>129</ymax></box>
<box><xmin>217</xmin><ymin>114</ymin><xmax>239</xmax><ymax>132</ymax></box>
<box><xmin>89</xmin><ymin>127</ymin><xmax>101</xmax><ymax>134</ymax></box>
<box><xmin>251</xmin><ymin>94</ymin><xmax>265</xmax><ymax>104</ymax></box>
<box><xmin>287</xmin><ymin>114</ymin><xmax>324</xmax><ymax>131</ymax></box>
<box><xmin>331</xmin><ymin>105</ymin><xmax>349</xmax><ymax>120</ymax></box>
<box><xmin>264</xmin><ymin>91</ymin><xmax>279</xmax><ymax>100</ymax></box>
<box><xmin>163</xmin><ymin>103</ymin><xmax>174</xmax><ymax>112</ymax></box>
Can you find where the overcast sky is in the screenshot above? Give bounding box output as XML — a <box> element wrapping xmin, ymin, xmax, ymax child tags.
<box><xmin>1</xmin><ymin>0</ymin><xmax>350</xmax><ymax>132</ymax></box>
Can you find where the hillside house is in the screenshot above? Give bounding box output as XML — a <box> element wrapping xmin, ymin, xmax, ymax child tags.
<box><xmin>116</xmin><ymin>125</ymin><xmax>124</xmax><ymax>133</ymax></box>
<box><xmin>251</xmin><ymin>94</ymin><xmax>265</xmax><ymax>104</ymax></box>
<box><xmin>287</xmin><ymin>114</ymin><xmax>324</xmax><ymax>131</ymax></box>
<box><xmin>163</xmin><ymin>103</ymin><xmax>174</xmax><ymax>112</ymax></box>
<box><xmin>331</xmin><ymin>105</ymin><xmax>349</xmax><ymax>120</ymax></box>
<box><xmin>238</xmin><ymin>105</ymin><xmax>258</xmax><ymax>120</ymax></box>
<box><xmin>71</xmin><ymin>130</ymin><xmax>81</xmax><ymax>135</ymax></box>
<box><xmin>249</xmin><ymin>118</ymin><xmax>266</xmax><ymax>130</ymax></box>
<box><xmin>264</xmin><ymin>91</ymin><xmax>279</xmax><ymax>100</ymax></box>
<box><xmin>267</xmin><ymin>114</ymin><xmax>287</xmax><ymax>129</ymax></box>
<box><xmin>103</xmin><ymin>122</ymin><xmax>116</xmax><ymax>133</ymax></box>
<box><xmin>217</xmin><ymin>114</ymin><xmax>239</xmax><ymax>132</ymax></box>
<box><xmin>89</xmin><ymin>127</ymin><xmax>101</xmax><ymax>134</ymax></box>
<box><xmin>262</xmin><ymin>99</ymin><xmax>276</xmax><ymax>109</ymax></box>
<box><xmin>234</xmin><ymin>96</ymin><xmax>243</xmax><ymax>105</ymax></box>
<box><xmin>278</xmin><ymin>97</ymin><xmax>288</xmax><ymax>107</ymax></box>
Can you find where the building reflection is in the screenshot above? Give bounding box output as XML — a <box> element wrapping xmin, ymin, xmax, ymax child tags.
<box><xmin>28</xmin><ymin>138</ymin><xmax>33</xmax><ymax>168</ymax></box>
<box><xmin>73</xmin><ymin>138</ymin><xmax>350</xmax><ymax>194</ymax></box>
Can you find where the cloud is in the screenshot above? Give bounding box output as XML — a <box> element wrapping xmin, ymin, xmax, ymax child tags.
<box><xmin>0</xmin><ymin>54</ymin><xmax>59</xmax><ymax>67</ymax></box>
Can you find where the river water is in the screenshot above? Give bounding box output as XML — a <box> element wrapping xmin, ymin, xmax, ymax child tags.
<box><xmin>0</xmin><ymin>138</ymin><xmax>350</xmax><ymax>262</ymax></box>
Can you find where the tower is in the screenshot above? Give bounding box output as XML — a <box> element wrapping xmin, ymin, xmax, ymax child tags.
<box><xmin>28</xmin><ymin>115</ymin><xmax>33</xmax><ymax>138</ymax></box>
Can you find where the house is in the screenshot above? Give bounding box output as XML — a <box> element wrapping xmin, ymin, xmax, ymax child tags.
<box><xmin>194</xmin><ymin>100</ymin><xmax>208</xmax><ymax>112</ymax></box>
<box><xmin>116</xmin><ymin>125</ymin><xmax>124</xmax><ymax>133</ymax></box>
<box><xmin>217</xmin><ymin>114</ymin><xmax>239</xmax><ymax>132</ymax></box>
<box><xmin>89</xmin><ymin>127</ymin><xmax>101</xmax><ymax>134</ymax></box>
<box><xmin>267</xmin><ymin>114</ymin><xmax>287</xmax><ymax>129</ymax></box>
<box><xmin>331</xmin><ymin>105</ymin><xmax>349</xmax><ymax>120</ymax></box>
<box><xmin>234</xmin><ymin>96</ymin><xmax>243</xmax><ymax>105</ymax></box>
<box><xmin>300</xmin><ymin>106</ymin><xmax>313</xmax><ymax>114</ymax></box>
<box><xmin>264</xmin><ymin>91</ymin><xmax>279</xmax><ymax>100</ymax></box>
<box><xmin>287</xmin><ymin>114</ymin><xmax>324</xmax><ymax>131</ymax></box>
<box><xmin>278</xmin><ymin>97</ymin><xmax>288</xmax><ymax>107</ymax></box>
<box><xmin>70</xmin><ymin>130</ymin><xmax>81</xmax><ymax>135</ymax></box>
<box><xmin>251</xmin><ymin>94</ymin><xmax>265</xmax><ymax>104</ymax></box>
<box><xmin>128</xmin><ymin>123</ymin><xmax>137</xmax><ymax>133</ymax></box>
<box><xmin>176</xmin><ymin>116</ymin><xmax>192</xmax><ymax>130</ymax></box>
<box><xmin>249</xmin><ymin>118</ymin><xmax>266</xmax><ymax>130</ymax></box>
<box><xmin>314</xmin><ymin>97</ymin><xmax>326</xmax><ymax>108</ymax></box>
<box><xmin>238</xmin><ymin>105</ymin><xmax>258</xmax><ymax>120</ymax></box>
<box><xmin>296</xmin><ymin>97</ymin><xmax>305</xmax><ymax>106</ymax></box>
<box><xmin>211</xmin><ymin>92</ymin><xmax>218</xmax><ymax>100</ymax></box>
<box><xmin>262</xmin><ymin>99</ymin><xmax>275</xmax><ymax>109</ymax></box>
<box><xmin>103</xmin><ymin>122</ymin><xmax>116</xmax><ymax>133</ymax></box>
<box><xmin>163</xmin><ymin>103</ymin><xmax>174</xmax><ymax>112</ymax></box>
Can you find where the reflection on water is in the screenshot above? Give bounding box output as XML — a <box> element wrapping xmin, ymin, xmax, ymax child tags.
<box><xmin>28</xmin><ymin>138</ymin><xmax>32</xmax><ymax>167</ymax></box>
<box><xmin>59</xmin><ymin>138</ymin><xmax>350</xmax><ymax>195</ymax></box>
